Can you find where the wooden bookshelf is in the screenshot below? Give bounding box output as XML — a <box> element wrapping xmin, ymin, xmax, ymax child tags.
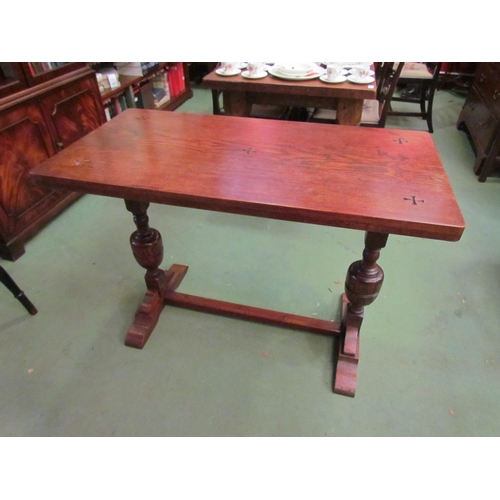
<box><xmin>94</xmin><ymin>63</ymin><xmax>193</xmax><ymax>120</ymax></box>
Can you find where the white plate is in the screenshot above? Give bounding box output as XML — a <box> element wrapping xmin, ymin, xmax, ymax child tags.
<box><xmin>241</xmin><ymin>70</ymin><xmax>267</xmax><ymax>79</ymax></box>
<box><xmin>347</xmin><ymin>75</ymin><xmax>375</xmax><ymax>84</ymax></box>
<box><xmin>268</xmin><ymin>65</ymin><xmax>325</xmax><ymax>81</ymax></box>
<box><xmin>320</xmin><ymin>75</ymin><xmax>347</xmax><ymax>84</ymax></box>
<box><xmin>348</xmin><ymin>69</ymin><xmax>375</xmax><ymax>76</ymax></box>
<box><xmin>237</xmin><ymin>63</ymin><xmax>247</xmax><ymax>69</ymax></box>
<box><xmin>275</xmin><ymin>62</ymin><xmax>315</xmax><ymax>76</ymax></box>
<box><xmin>215</xmin><ymin>68</ymin><xmax>241</xmax><ymax>77</ymax></box>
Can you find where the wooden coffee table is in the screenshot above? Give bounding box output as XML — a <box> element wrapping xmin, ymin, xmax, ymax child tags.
<box><xmin>203</xmin><ymin>66</ymin><xmax>377</xmax><ymax>125</ymax></box>
<box><xmin>31</xmin><ymin>109</ymin><xmax>465</xmax><ymax>397</ymax></box>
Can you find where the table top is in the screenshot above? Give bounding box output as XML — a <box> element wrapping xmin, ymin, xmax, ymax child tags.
<box><xmin>31</xmin><ymin>109</ymin><xmax>465</xmax><ymax>241</ymax></box>
<box><xmin>203</xmin><ymin>67</ymin><xmax>377</xmax><ymax>100</ymax></box>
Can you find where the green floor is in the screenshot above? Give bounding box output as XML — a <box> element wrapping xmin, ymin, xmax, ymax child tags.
<box><xmin>1</xmin><ymin>84</ymin><xmax>499</xmax><ymax>437</ymax></box>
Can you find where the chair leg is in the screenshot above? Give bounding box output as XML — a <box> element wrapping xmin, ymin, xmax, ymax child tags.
<box><xmin>426</xmin><ymin>86</ymin><xmax>437</xmax><ymax>133</ymax></box>
<box><xmin>0</xmin><ymin>266</ymin><xmax>38</xmax><ymax>315</ymax></box>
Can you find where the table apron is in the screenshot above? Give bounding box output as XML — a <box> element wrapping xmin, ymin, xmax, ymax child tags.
<box><xmin>247</xmin><ymin>92</ymin><xmax>339</xmax><ymax>109</ymax></box>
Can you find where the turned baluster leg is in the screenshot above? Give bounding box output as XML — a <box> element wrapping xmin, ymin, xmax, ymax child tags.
<box><xmin>334</xmin><ymin>231</ymin><xmax>389</xmax><ymax>397</ymax></box>
<box><xmin>123</xmin><ymin>200</ymin><xmax>188</xmax><ymax>348</ymax></box>
<box><xmin>123</xmin><ymin>200</ymin><xmax>168</xmax><ymax>348</ymax></box>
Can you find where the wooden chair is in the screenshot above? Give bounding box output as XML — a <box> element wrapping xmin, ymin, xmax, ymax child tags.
<box><xmin>310</xmin><ymin>62</ymin><xmax>404</xmax><ymax>128</ymax></box>
<box><xmin>0</xmin><ymin>266</ymin><xmax>37</xmax><ymax>315</ymax></box>
<box><xmin>388</xmin><ymin>62</ymin><xmax>442</xmax><ymax>133</ymax></box>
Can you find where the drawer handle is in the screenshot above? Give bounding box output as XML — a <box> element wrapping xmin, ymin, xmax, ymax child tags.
<box><xmin>56</xmin><ymin>141</ymin><xmax>64</xmax><ymax>150</ymax></box>
<box><xmin>494</xmin><ymin>90</ymin><xmax>500</xmax><ymax>100</ymax></box>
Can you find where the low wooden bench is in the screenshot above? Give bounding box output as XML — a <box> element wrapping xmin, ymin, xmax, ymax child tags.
<box><xmin>31</xmin><ymin>109</ymin><xmax>465</xmax><ymax>397</ymax></box>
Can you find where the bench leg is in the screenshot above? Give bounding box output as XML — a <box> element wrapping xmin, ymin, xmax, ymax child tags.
<box><xmin>334</xmin><ymin>231</ymin><xmax>388</xmax><ymax>397</ymax></box>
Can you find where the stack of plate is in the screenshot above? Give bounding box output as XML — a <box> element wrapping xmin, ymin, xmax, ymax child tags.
<box><xmin>269</xmin><ymin>63</ymin><xmax>325</xmax><ymax>81</ymax></box>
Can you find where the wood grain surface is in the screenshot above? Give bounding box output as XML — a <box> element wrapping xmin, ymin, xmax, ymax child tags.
<box><xmin>31</xmin><ymin>109</ymin><xmax>465</xmax><ymax>241</ymax></box>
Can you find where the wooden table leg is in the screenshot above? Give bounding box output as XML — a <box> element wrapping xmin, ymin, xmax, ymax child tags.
<box><xmin>334</xmin><ymin>231</ymin><xmax>389</xmax><ymax>397</ymax></box>
<box><xmin>223</xmin><ymin>91</ymin><xmax>252</xmax><ymax>116</ymax></box>
<box><xmin>336</xmin><ymin>98</ymin><xmax>364</xmax><ymax>126</ymax></box>
<box><xmin>124</xmin><ymin>200</ymin><xmax>188</xmax><ymax>348</ymax></box>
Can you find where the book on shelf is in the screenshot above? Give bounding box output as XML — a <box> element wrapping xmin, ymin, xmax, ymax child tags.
<box><xmin>115</xmin><ymin>62</ymin><xmax>157</xmax><ymax>77</ymax></box>
<box><xmin>151</xmin><ymin>72</ymin><xmax>171</xmax><ymax>108</ymax></box>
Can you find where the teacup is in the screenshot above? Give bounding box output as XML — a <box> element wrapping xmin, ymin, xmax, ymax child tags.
<box><xmin>326</xmin><ymin>63</ymin><xmax>343</xmax><ymax>81</ymax></box>
<box><xmin>247</xmin><ymin>62</ymin><xmax>264</xmax><ymax>76</ymax></box>
<box><xmin>221</xmin><ymin>62</ymin><xmax>236</xmax><ymax>73</ymax></box>
<box><xmin>352</xmin><ymin>63</ymin><xmax>371</xmax><ymax>80</ymax></box>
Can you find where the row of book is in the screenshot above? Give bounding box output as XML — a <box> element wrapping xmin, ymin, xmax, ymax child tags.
<box><xmin>103</xmin><ymin>63</ymin><xmax>187</xmax><ymax>120</ymax></box>
<box><xmin>27</xmin><ymin>62</ymin><xmax>67</xmax><ymax>75</ymax></box>
<box><xmin>115</xmin><ymin>62</ymin><xmax>158</xmax><ymax>77</ymax></box>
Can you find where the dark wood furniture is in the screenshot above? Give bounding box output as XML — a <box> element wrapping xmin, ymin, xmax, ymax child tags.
<box><xmin>311</xmin><ymin>62</ymin><xmax>404</xmax><ymax>128</ymax></box>
<box><xmin>0</xmin><ymin>265</ymin><xmax>37</xmax><ymax>315</ymax></box>
<box><xmin>388</xmin><ymin>62</ymin><xmax>442</xmax><ymax>133</ymax></box>
<box><xmin>31</xmin><ymin>109</ymin><xmax>465</xmax><ymax>397</ymax></box>
<box><xmin>0</xmin><ymin>63</ymin><xmax>106</xmax><ymax>260</ymax></box>
<box><xmin>457</xmin><ymin>62</ymin><xmax>500</xmax><ymax>182</ymax></box>
<box><xmin>203</xmin><ymin>67</ymin><xmax>377</xmax><ymax>126</ymax></box>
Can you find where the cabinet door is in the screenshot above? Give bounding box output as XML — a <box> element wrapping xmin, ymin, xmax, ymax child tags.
<box><xmin>39</xmin><ymin>74</ymin><xmax>105</xmax><ymax>151</ymax></box>
<box><xmin>0</xmin><ymin>102</ymin><xmax>61</xmax><ymax>240</ymax></box>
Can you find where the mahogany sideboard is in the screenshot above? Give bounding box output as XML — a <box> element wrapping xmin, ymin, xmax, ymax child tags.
<box><xmin>31</xmin><ymin>109</ymin><xmax>465</xmax><ymax>397</ymax></box>
<box><xmin>0</xmin><ymin>63</ymin><xmax>106</xmax><ymax>260</ymax></box>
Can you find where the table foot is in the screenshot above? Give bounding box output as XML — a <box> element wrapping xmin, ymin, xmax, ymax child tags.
<box><xmin>125</xmin><ymin>265</ymin><xmax>189</xmax><ymax>348</ymax></box>
<box><xmin>333</xmin><ymin>294</ymin><xmax>361</xmax><ymax>397</ymax></box>
<box><xmin>126</xmin><ymin>289</ymin><xmax>164</xmax><ymax>348</ymax></box>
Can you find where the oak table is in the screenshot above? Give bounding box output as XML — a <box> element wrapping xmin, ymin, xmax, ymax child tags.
<box><xmin>31</xmin><ymin>109</ymin><xmax>465</xmax><ymax>397</ymax></box>
<box><xmin>202</xmin><ymin>67</ymin><xmax>377</xmax><ymax>126</ymax></box>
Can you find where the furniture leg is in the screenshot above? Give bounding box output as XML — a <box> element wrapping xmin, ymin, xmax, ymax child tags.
<box><xmin>0</xmin><ymin>266</ymin><xmax>37</xmax><ymax>315</ymax></box>
<box><xmin>124</xmin><ymin>200</ymin><xmax>188</xmax><ymax>348</ymax></box>
<box><xmin>336</xmin><ymin>98</ymin><xmax>364</xmax><ymax>126</ymax></box>
<box><xmin>334</xmin><ymin>231</ymin><xmax>388</xmax><ymax>397</ymax></box>
<box><xmin>223</xmin><ymin>91</ymin><xmax>251</xmax><ymax>116</ymax></box>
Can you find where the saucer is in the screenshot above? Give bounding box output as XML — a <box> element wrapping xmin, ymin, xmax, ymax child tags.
<box><xmin>320</xmin><ymin>75</ymin><xmax>347</xmax><ymax>84</ymax></box>
<box><xmin>347</xmin><ymin>75</ymin><xmax>375</xmax><ymax>84</ymax></box>
<box><xmin>242</xmin><ymin>70</ymin><xmax>267</xmax><ymax>79</ymax></box>
<box><xmin>348</xmin><ymin>69</ymin><xmax>375</xmax><ymax>76</ymax></box>
<box><xmin>216</xmin><ymin>68</ymin><xmax>241</xmax><ymax>77</ymax></box>
<box><xmin>237</xmin><ymin>63</ymin><xmax>247</xmax><ymax>69</ymax></box>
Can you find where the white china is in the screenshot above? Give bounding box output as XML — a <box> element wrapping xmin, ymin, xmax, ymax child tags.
<box><xmin>347</xmin><ymin>75</ymin><xmax>375</xmax><ymax>84</ymax></box>
<box><xmin>275</xmin><ymin>62</ymin><xmax>315</xmax><ymax>76</ymax></box>
<box><xmin>320</xmin><ymin>75</ymin><xmax>347</xmax><ymax>84</ymax></box>
<box><xmin>268</xmin><ymin>65</ymin><xmax>325</xmax><ymax>81</ymax></box>
<box><xmin>236</xmin><ymin>63</ymin><xmax>247</xmax><ymax>69</ymax></box>
<box><xmin>241</xmin><ymin>70</ymin><xmax>267</xmax><ymax>79</ymax></box>
<box><xmin>215</xmin><ymin>68</ymin><xmax>241</xmax><ymax>77</ymax></box>
<box><xmin>247</xmin><ymin>62</ymin><xmax>266</xmax><ymax>76</ymax></box>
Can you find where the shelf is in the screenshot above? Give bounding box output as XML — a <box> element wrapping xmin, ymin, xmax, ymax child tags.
<box><xmin>159</xmin><ymin>88</ymin><xmax>193</xmax><ymax>111</ymax></box>
<box><xmin>95</xmin><ymin>63</ymin><xmax>192</xmax><ymax>119</ymax></box>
